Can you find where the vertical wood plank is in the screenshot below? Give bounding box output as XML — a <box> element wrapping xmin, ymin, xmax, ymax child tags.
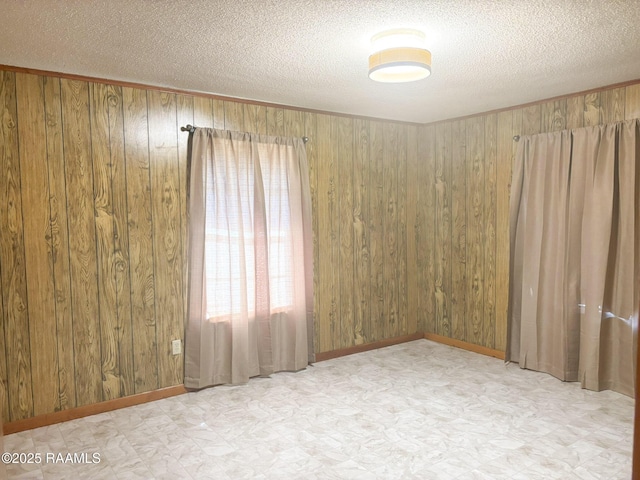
<box><xmin>255</xmin><ymin>105</ymin><xmax>268</xmax><ymax>135</ymax></box>
<box><xmin>383</xmin><ymin>122</ymin><xmax>399</xmax><ymax>340</ymax></box>
<box><xmin>147</xmin><ymin>90</ymin><xmax>184</xmax><ymax>388</ymax></box>
<box><xmin>60</xmin><ymin>78</ymin><xmax>102</xmax><ymax>407</ymax></box>
<box><xmin>337</xmin><ymin>116</ymin><xmax>354</xmax><ymax>348</ymax></box>
<box><xmin>0</xmin><ymin>71</ymin><xmax>33</xmax><ymax>421</ymax></box>
<box><xmin>304</xmin><ymin>112</ymin><xmax>320</xmax><ymax>353</ymax></box>
<box><xmin>176</xmin><ymin>94</ymin><xmax>193</xmax><ymax>303</ymax></box>
<box><xmin>284</xmin><ymin>109</ymin><xmax>304</xmax><ymax>139</ymax></box>
<box><xmin>483</xmin><ymin>114</ymin><xmax>497</xmax><ymax>349</ymax></box>
<box><xmin>43</xmin><ymin>75</ymin><xmax>76</xmax><ymax>412</ymax></box>
<box><xmin>566</xmin><ymin>96</ymin><xmax>584</xmax><ymax>129</ymax></box>
<box><xmin>107</xmin><ymin>84</ymin><xmax>135</xmax><ymax>398</ymax></box>
<box><xmin>434</xmin><ymin>122</ymin><xmax>452</xmax><ymax>338</ymax></box>
<box><xmin>352</xmin><ymin>118</ymin><xmax>369</xmax><ymax>345</ymax></box>
<box><xmin>122</xmin><ymin>86</ymin><xmax>158</xmax><ymax>393</ymax></box>
<box><xmin>625</xmin><ymin>84</ymin><xmax>640</xmax><ymax>120</ymax></box>
<box><xmin>600</xmin><ymin>87</ymin><xmax>625</xmax><ymax>124</ymax></box>
<box><xmin>243</xmin><ymin>103</ymin><xmax>258</xmax><ymax>133</ymax></box>
<box><xmin>224</xmin><ymin>101</ymin><xmax>244</xmax><ymax>131</ymax></box>
<box><xmin>315</xmin><ymin>114</ymin><xmax>333</xmax><ymax>352</ymax></box>
<box><xmin>450</xmin><ymin>120</ymin><xmax>466</xmax><ymax>341</ymax></box>
<box><xmin>192</xmin><ymin>96</ymin><xmax>213</xmax><ymax>128</ymax></box>
<box><xmin>369</xmin><ymin>121</ymin><xmax>385</xmax><ymax>342</ymax></box>
<box><xmin>89</xmin><ymin>82</ymin><xmax>120</xmax><ymax>401</ymax></box>
<box><xmin>397</xmin><ymin>125</ymin><xmax>408</xmax><ymax>336</ymax></box>
<box><xmin>213</xmin><ymin>100</ymin><xmax>225</xmax><ymax>129</ymax></box>
<box><xmin>495</xmin><ymin>111</ymin><xmax>513</xmax><ymax>352</ymax></box>
<box><xmin>16</xmin><ymin>73</ymin><xmax>60</xmax><ymax>415</ymax></box>
<box><xmin>267</xmin><ymin>107</ymin><xmax>284</xmax><ymax>136</ymax></box>
<box><xmin>418</xmin><ymin>125</ymin><xmax>436</xmax><ymax>334</ymax></box>
<box><xmin>541</xmin><ymin>99</ymin><xmax>567</xmax><ymax>132</ymax></box>
<box><xmin>521</xmin><ymin>105</ymin><xmax>541</xmax><ymax>135</ymax></box>
<box><xmin>405</xmin><ymin>125</ymin><xmax>418</xmax><ymax>334</ymax></box>
<box><xmin>466</xmin><ymin>116</ymin><xmax>485</xmax><ymax>346</ymax></box>
<box><xmin>584</xmin><ymin>92</ymin><xmax>600</xmax><ymax>126</ymax></box>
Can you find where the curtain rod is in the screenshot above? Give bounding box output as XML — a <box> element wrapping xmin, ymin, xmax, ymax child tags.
<box><xmin>180</xmin><ymin>124</ymin><xmax>309</xmax><ymax>143</ymax></box>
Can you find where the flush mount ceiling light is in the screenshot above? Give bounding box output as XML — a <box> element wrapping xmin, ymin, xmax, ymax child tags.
<box><xmin>368</xmin><ymin>28</ymin><xmax>431</xmax><ymax>83</ymax></box>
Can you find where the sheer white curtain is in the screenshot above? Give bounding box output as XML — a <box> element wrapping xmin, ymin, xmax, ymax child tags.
<box><xmin>184</xmin><ymin>128</ymin><xmax>313</xmax><ymax>389</ymax></box>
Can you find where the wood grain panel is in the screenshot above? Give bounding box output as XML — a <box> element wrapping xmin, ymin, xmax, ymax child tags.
<box><xmin>566</xmin><ymin>95</ymin><xmax>584</xmax><ymax>129</ymax></box>
<box><xmin>625</xmin><ymin>84</ymin><xmax>640</xmax><ymax>120</ymax></box>
<box><xmin>405</xmin><ymin>125</ymin><xmax>418</xmax><ymax>334</ymax></box>
<box><xmin>284</xmin><ymin>109</ymin><xmax>304</xmax><ymax>139</ymax></box>
<box><xmin>43</xmin><ymin>75</ymin><xmax>76</xmax><ymax>412</ymax></box>
<box><xmin>337</xmin><ymin>116</ymin><xmax>354</xmax><ymax>348</ymax></box>
<box><xmin>107</xmin><ymin>84</ymin><xmax>135</xmax><ymax>398</ymax></box>
<box><xmin>495</xmin><ymin>111</ymin><xmax>513</xmax><ymax>351</ymax></box>
<box><xmin>521</xmin><ymin>105</ymin><xmax>541</xmax><ymax>135</ymax></box>
<box><xmin>89</xmin><ymin>82</ymin><xmax>120</xmax><ymax>401</ymax></box>
<box><xmin>60</xmin><ymin>78</ymin><xmax>102</xmax><ymax>407</ymax></box>
<box><xmin>397</xmin><ymin>125</ymin><xmax>408</xmax><ymax>336</ymax></box>
<box><xmin>541</xmin><ymin>100</ymin><xmax>567</xmax><ymax>132</ymax></box>
<box><xmin>16</xmin><ymin>74</ymin><xmax>60</xmax><ymax>416</ymax></box>
<box><xmin>121</xmin><ymin>86</ymin><xmax>158</xmax><ymax>393</ymax></box>
<box><xmin>600</xmin><ymin>87</ymin><xmax>625</xmax><ymax>124</ymax></box>
<box><xmin>352</xmin><ymin>118</ymin><xmax>369</xmax><ymax>345</ymax></box>
<box><xmin>450</xmin><ymin>120</ymin><xmax>466</xmax><ymax>341</ymax></box>
<box><xmin>304</xmin><ymin>112</ymin><xmax>320</xmax><ymax>352</ymax></box>
<box><xmin>267</xmin><ymin>107</ymin><xmax>284</xmax><ymax>136</ymax></box>
<box><xmin>434</xmin><ymin>122</ymin><xmax>452</xmax><ymax>338</ymax></box>
<box><xmin>483</xmin><ymin>114</ymin><xmax>497</xmax><ymax>349</ymax></box>
<box><xmin>383</xmin><ymin>122</ymin><xmax>399</xmax><ymax>340</ymax></box>
<box><xmin>0</xmin><ymin>71</ymin><xmax>33</xmax><ymax>421</ymax></box>
<box><xmin>147</xmin><ymin>90</ymin><xmax>184</xmax><ymax>388</ymax></box>
<box><xmin>315</xmin><ymin>114</ymin><xmax>333</xmax><ymax>352</ymax></box>
<box><xmin>583</xmin><ymin>92</ymin><xmax>600</xmax><ymax>126</ymax></box>
<box><xmin>192</xmin><ymin>96</ymin><xmax>213</xmax><ymax>128</ymax></box>
<box><xmin>369</xmin><ymin>121</ymin><xmax>385</xmax><ymax>342</ymax></box>
<box><xmin>213</xmin><ymin>100</ymin><xmax>225</xmax><ymax>129</ymax></box>
<box><xmin>466</xmin><ymin>116</ymin><xmax>485</xmax><ymax>345</ymax></box>
<box><xmin>418</xmin><ymin>125</ymin><xmax>436</xmax><ymax>334</ymax></box>
<box><xmin>224</xmin><ymin>101</ymin><xmax>244</xmax><ymax>131</ymax></box>
<box><xmin>254</xmin><ymin>105</ymin><xmax>268</xmax><ymax>135</ymax></box>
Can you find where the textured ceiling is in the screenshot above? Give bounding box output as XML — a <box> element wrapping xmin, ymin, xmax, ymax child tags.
<box><xmin>1</xmin><ymin>0</ymin><xmax>640</xmax><ymax>124</ymax></box>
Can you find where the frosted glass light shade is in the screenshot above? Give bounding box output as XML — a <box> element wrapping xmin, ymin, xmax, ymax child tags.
<box><xmin>368</xmin><ymin>29</ymin><xmax>431</xmax><ymax>83</ymax></box>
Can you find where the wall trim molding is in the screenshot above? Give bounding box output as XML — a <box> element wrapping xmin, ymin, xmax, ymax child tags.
<box><xmin>3</xmin><ymin>385</ymin><xmax>187</xmax><ymax>435</ymax></box>
<box><xmin>2</xmin><ymin>63</ymin><xmax>638</xmax><ymax>129</ymax></box>
<box><xmin>424</xmin><ymin>333</ymin><xmax>506</xmax><ymax>360</ymax></box>
<box><xmin>314</xmin><ymin>333</ymin><xmax>424</xmax><ymax>362</ymax></box>
<box><xmin>2</xmin><ymin>334</ymin><xmax>505</xmax><ymax>434</ymax></box>
<box><xmin>0</xmin><ymin>64</ymin><xmax>423</xmax><ymax>127</ymax></box>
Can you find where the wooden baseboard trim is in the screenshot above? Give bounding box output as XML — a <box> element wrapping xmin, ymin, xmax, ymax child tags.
<box><xmin>3</xmin><ymin>334</ymin><xmax>503</xmax><ymax>434</ymax></box>
<box><xmin>424</xmin><ymin>333</ymin><xmax>506</xmax><ymax>360</ymax></box>
<box><xmin>314</xmin><ymin>332</ymin><xmax>424</xmax><ymax>362</ymax></box>
<box><xmin>3</xmin><ymin>385</ymin><xmax>187</xmax><ymax>435</ymax></box>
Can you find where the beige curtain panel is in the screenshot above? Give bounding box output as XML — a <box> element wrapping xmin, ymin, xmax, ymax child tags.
<box><xmin>184</xmin><ymin>128</ymin><xmax>314</xmax><ymax>389</ymax></box>
<box><xmin>507</xmin><ymin>120</ymin><xmax>640</xmax><ymax>397</ymax></box>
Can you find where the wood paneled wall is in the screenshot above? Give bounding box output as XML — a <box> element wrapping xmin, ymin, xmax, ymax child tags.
<box><xmin>2</xmin><ymin>66</ymin><xmax>640</xmax><ymax>423</ymax></box>
<box><xmin>422</xmin><ymin>82</ymin><xmax>640</xmax><ymax>351</ymax></box>
<box><xmin>0</xmin><ymin>69</ymin><xmax>428</xmax><ymax>422</ymax></box>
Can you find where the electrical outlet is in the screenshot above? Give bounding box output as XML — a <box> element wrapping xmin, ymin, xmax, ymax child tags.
<box><xmin>171</xmin><ymin>339</ymin><xmax>182</xmax><ymax>355</ymax></box>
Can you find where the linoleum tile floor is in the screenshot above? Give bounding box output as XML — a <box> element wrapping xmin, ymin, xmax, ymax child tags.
<box><xmin>4</xmin><ymin>340</ymin><xmax>634</xmax><ymax>479</ymax></box>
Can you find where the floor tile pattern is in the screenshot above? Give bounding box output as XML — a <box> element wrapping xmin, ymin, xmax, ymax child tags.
<box><xmin>4</xmin><ymin>340</ymin><xmax>634</xmax><ymax>479</ymax></box>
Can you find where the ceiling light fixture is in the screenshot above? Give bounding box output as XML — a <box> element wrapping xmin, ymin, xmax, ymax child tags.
<box><xmin>368</xmin><ymin>28</ymin><xmax>431</xmax><ymax>83</ymax></box>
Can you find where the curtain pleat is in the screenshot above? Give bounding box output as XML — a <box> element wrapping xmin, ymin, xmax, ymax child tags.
<box><xmin>184</xmin><ymin>128</ymin><xmax>314</xmax><ymax>389</ymax></box>
<box><xmin>508</xmin><ymin>120</ymin><xmax>640</xmax><ymax>396</ymax></box>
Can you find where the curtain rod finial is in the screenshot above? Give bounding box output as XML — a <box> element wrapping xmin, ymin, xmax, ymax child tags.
<box><xmin>302</xmin><ymin>136</ymin><xmax>309</xmax><ymax>144</ymax></box>
<box><xmin>513</xmin><ymin>135</ymin><xmax>520</xmax><ymax>141</ymax></box>
<box><xmin>181</xmin><ymin>124</ymin><xmax>195</xmax><ymax>133</ymax></box>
